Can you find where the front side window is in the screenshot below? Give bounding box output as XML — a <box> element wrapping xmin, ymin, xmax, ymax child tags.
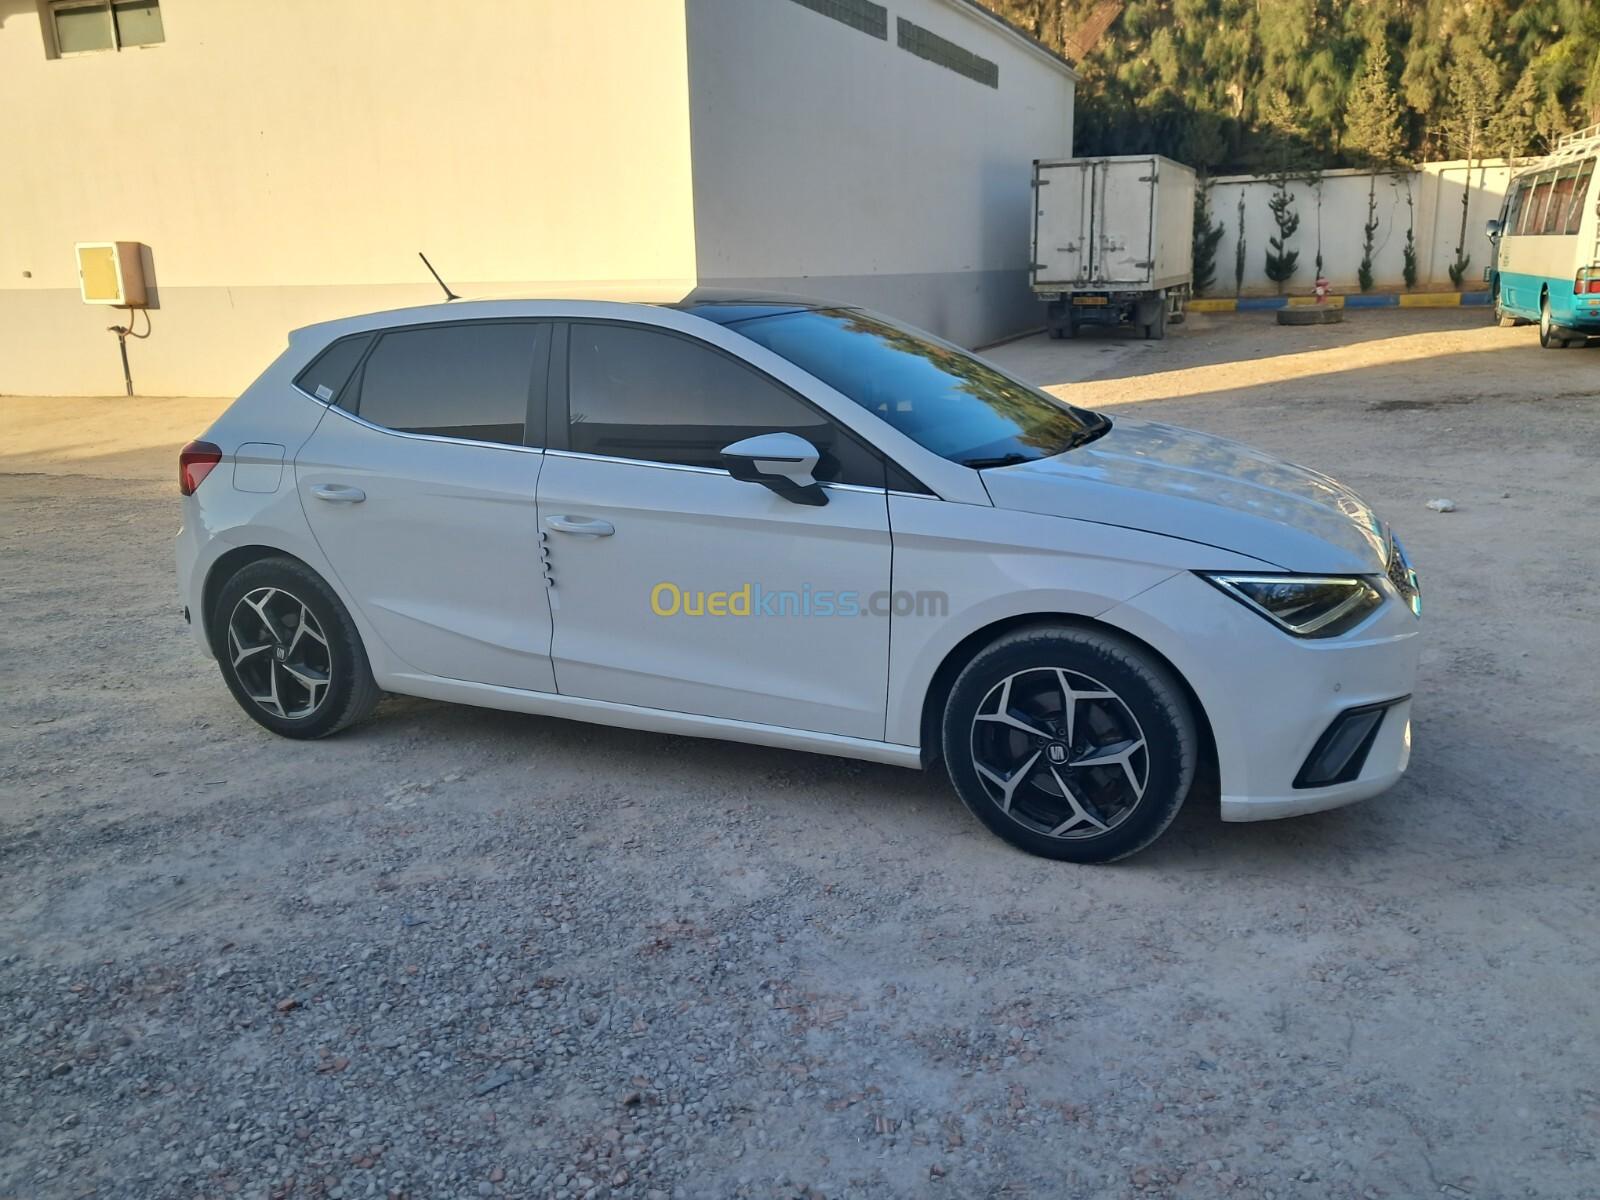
<box><xmin>353</xmin><ymin>323</ymin><xmax>543</xmax><ymax>447</ymax></box>
<box><xmin>1501</xmin><ymin>181</ymin><xmax>1526</xmax><ymax>236</ymax></box>
<box><xmin>729</xmin><ymin>307</ymin><xmax>1108</xmax><ymax>467</ymax></box>
<box><xmin>566</xmin><ymin>323</ymin><xmax>885</xmax><ymax>486</ymax></box>
<box><xmin>51</xmin><ymin>0</ymin><xmax>162</xmax><ymax>54</ymax></box>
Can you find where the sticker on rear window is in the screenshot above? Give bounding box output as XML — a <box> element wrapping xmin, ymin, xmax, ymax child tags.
<box><xmin>315</xmin><ymin>384</ymin><xmax>334</xmax><ymax>401</ymax></box>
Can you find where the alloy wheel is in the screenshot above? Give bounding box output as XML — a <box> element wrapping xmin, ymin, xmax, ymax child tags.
<box><xmin>226</xmin><ymin>587</ymin><xmax>332</xmax><ymax>720</ymax></box>
<box><xmin>968</xmin><ymin>667</ymin><xmax>1149</xmax><ymax>839</ymax></box>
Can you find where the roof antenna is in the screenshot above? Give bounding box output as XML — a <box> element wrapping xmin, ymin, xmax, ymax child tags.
<box><xmin>418</xmin><ymin>252</ymin><xmax>460</xmax><ymax>302</ymax></box>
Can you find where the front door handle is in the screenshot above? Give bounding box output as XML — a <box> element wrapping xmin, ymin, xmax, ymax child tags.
<box><xmin>311</xmin><ymin>484</ymin><xmax>366</xmax><ymax>503</ymax></box>
<box><xmin>544</xmin><ymin>514</ymin><xmax>614</xmax><ymax>537</ymax></box>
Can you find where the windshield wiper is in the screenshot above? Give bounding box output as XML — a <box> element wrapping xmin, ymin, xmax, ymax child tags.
<box><xmin>959</xmin><ymin>453</ymin><xmax>1035</xmax><ymax>469</ymax></box>
<box><xmin>1060</xmin><ymin>416</ymin><xmax>1113</xmax><ymax>452</ymax></box>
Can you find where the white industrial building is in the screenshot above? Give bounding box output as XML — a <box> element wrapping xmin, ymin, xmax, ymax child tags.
<box><xmin>0</xmin><ymin>0</ymin><xmax>1076</xmax><ymax>396</ymax></box>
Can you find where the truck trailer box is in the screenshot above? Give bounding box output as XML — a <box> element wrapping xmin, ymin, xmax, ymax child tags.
<box><xmin>1030</xmin><ymin>154</ymin><xmax>1196</xmax><ymax>338</ymax></box>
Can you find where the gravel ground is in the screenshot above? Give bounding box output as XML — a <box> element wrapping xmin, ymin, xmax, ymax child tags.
<box><xmin>3</xmin><ymin>309</ymin><xmax>1599</xmax><ymax>1200</ymax></box>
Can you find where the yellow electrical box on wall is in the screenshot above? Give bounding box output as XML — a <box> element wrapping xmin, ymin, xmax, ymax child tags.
<box><xmin>75</xmin><ymin>242</ymin><xmax>147</xmax><ymax>306</ymax></box>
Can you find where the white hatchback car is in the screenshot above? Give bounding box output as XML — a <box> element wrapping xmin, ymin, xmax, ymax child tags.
<box><xmin>176</xmin><ymin>292</ymin><xmax>1421</xmax><ymax>862</ymax></box>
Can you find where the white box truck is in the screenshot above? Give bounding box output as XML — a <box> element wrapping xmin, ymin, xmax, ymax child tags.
<box><xmin>1030</xmin><ymin>154</ymin><xmax>1196</xmax><ymax>340</ymax></box>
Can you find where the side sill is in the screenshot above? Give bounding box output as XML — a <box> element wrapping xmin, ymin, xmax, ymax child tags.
<box><xmin>383</xmin><ymin>673</ymin><xmax>925</xmax><ymax>769</ymax></box>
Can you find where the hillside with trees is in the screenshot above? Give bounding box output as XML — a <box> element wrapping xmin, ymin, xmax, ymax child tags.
<box><xmin>982</xmin><ymin>0</ymin><xmax>1600</xmax><ymax>173</ymax></box>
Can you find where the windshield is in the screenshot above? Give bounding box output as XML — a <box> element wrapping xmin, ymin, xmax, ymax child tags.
<box><xmin>727</xmin><ymin>308</ymin><xmax>1109</xmax><ymax>467</ymax></box>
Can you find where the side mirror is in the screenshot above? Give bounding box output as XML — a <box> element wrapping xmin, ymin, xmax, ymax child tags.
<box><xmin>721</xmin><ymin>432</ymin><xmax>828</xmax><ymax>507</ymax></box>
<box><xmin>1485</xmin><ymin>218</ymin><xmax>1503</xmax><ymax>238</ymax></box>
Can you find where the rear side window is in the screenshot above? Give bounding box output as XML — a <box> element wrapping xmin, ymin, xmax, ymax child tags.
<box><xmin>565</xmin><ymin>323</ymin><xmax>886</xmax><ymax>486</ymax></box>
<box><xmin>353</xmin><ymin>322</ymin><xmax>543</xmax><ymax>447</ymax></box>
<box><xmin>1566</xmin><ymin>160</ymin><xmax>1595</xmax><ymax>235</ymax></box>
<box><xmin>295</xmin><ymin>334</ymin><xmax>371</xmax><ymax>405</ymax></box>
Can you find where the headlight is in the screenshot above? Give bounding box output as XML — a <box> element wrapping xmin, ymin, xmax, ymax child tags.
<box><xmin>1200</xmin><ymin>573</ymin><xmax>1384</xmax><ymax>638</ymax></box>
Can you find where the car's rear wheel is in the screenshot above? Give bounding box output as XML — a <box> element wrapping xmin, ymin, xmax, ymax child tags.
<box><xmin>211</xmin><ymin>556</ymin><xmax>380</xmax><ymax>738</ymax></box>
<box><xmin>942</xmin><ymin>625</ymin><xmax>1198</xmax><ymax>863</ymax></box>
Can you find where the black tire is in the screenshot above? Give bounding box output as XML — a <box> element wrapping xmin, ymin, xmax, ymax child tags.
<box><xmin>210</xmin><ymin>556</ymin><xmax>380</xmax><ymax>739</ymax></box>
<box><xmin>1539</xmin><ymin>295</ymin><xmax>1567</xmax><ymax>348</ymax></box>
<box><xmin>1046</xmin><ymin>301</ymin><xmax>1073</xmax><ymax>340</ymax></box>
<box><xmin>941</xmin><ymin>625</ymin><xmax>1198</xmax><ymax>863</ymax></box>
<box><xmin>1139</xmin><ymin>299</ymin><xmax>1168</xmax><ymax>340</ymax></box>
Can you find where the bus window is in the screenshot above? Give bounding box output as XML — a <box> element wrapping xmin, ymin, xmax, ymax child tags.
<box><xmin>1503</xmin><ymin>179</ymin><xmax>1528</xmax><ymax>235</ymax></box>
<box><xmin>1523</xmin><ymin>171</ymin><xmax>1555</xmax><ymax>235</ymax></box>
<box><xmin>1565</xmin><ymin>160</ymin><xmax>1595</xmax><ymax>236</ymax></box>
<box><xmin>1545</xmin><ymin>167</ymin><xmax>1578</xmax><ymax>234</ymax></box>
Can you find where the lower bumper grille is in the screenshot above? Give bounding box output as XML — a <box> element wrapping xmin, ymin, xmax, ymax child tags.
<box><xmin>1294</xmin><ymin>698</ymin><xmax>1407</xmax><ymax>789</ymax></box>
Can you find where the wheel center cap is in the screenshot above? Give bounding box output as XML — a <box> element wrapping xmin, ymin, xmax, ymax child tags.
<box><xmin>1046</xmin><ymin>742</ymin><xmax>1069</xmax><ymax>765</ymax></box>
<box><xmin>274</xmin><ymin>646</ymin><xmax>287</xmax><ymax>661</ymax></box>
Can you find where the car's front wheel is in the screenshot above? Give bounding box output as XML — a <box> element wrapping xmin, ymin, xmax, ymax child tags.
<box><xmin>210</xmin><ymin>556</ymin><xmax>380</xmax><ymax>739</ymax></box>
<box><xmin>942</xmin><ymin>625</ymin><xmax>1198</xmax><ymax>863</ymax></box>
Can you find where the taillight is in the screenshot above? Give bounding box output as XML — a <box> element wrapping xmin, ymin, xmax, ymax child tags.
<box><xmin>1575</xmin><ymin>266</ymin><xmax>1600</xmax><ymax>295</ymax></box>
<box><xmin>179</xmin><ymin>440</ymin><xmax>223</xmax><ymax>496</ymax></box>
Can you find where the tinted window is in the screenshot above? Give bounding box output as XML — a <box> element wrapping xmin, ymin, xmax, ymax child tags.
<box><xmin>1566</xmin><ymin>160</ymin><xmax>1595</xmax><ymax>235</ymax></box>
<box><xmin>566</xmin><ymin>323</ymin><xmax>884</xmax><ymax>486</ymax></box>
<box><xmin>730</xmin><ymin>307</ymin><xmax>1107</xmax><ymax>467</ymax></box>
<box><xmin>1501</xmin><ymin>182</ymin><xmax>1525</xmax><ymax>236</ymax></box>
<box><xmin>356</xmin><ymin>323</ymin><xmax>541</xmax><ymax>446</ymax></box>
<box><xmin>295</xmin><ymin>334</ymin><xmax>371</xmax><ymax>405</ymax></box>
<box><xmin>1545</xmin><ymin>169</ymin><xmax>1578</xmax><ymax>234</ymax></box>
<box><xmin>1523</xmin><ymin>173</ymin><xmax>1555</xmax><ymax>236</ymax></box>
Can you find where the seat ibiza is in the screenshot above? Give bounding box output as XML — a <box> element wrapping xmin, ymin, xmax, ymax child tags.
<box><xmin>176</xmin><ymin>292</ymin><xmax>1421</xmax><ymax>862</ymax></box>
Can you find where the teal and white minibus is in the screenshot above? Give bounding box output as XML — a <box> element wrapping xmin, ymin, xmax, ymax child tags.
<box><xmin>1488</xmin><ymin>125</ymin><xmax>1600</xmax><ymax>348</ymax></box>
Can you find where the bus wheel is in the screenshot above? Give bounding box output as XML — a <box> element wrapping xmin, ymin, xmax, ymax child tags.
<box><xmin>1492</xmin><ymin>287</ymin><xmax>1517</xmax><ymax>327</ymax></box>
<box><xmin>1539</xmin><ymin>296</ymin><xmax>1568</xmax><ymax>348</ymax></box>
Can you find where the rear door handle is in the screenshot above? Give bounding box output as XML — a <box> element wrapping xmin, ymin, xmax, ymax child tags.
<box><xmin>544</xmin><ymin>514</ymin><xmax>614</xmax><ymax>537</ymax></box>
<box><xmin>311</xmin><ymin>484</ymin><xmax>366</xmax><ymax>503</ymax></box>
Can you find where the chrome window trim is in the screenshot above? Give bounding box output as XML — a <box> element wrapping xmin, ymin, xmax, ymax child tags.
<box><xmin>544</xmin><ymin>447</ymin><xmax>887</xmax><ymax>493</ymax></box>
<box><xmin>315</xmin><ymin>394</ymin><xmax>545</xmax><ymax>455</ymax></box>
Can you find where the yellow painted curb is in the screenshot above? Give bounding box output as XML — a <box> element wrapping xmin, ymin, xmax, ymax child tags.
<box><xmin>1186</xmin><ymin>298</ymin><xmax>1237</xmax><ymax>312</ymax></box>
<box><xmin>1398</xmin><ymin>293</ymin><xmax>1464</xmax><ymax>308</ymax></box>
<box><xmin>1285</xmin><ymin>295</ymin><xmax>1346</xmax><ymax>309</ymax></box>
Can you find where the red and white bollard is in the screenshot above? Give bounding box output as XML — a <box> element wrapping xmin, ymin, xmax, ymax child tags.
<box><xmin>1314</xmin><ymin>275</ymin><xmax>1331</xmax><ymax>305</ymax></box>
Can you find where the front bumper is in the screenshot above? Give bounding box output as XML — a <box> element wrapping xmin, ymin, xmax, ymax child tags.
<box><xmin>1102</xmin><ymin>570</ymin><xmax>1421</xmax><ymax>822</ymax></box>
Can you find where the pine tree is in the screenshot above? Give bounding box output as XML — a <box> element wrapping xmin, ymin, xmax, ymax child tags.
<box><xmin>1234</xmin><ymin>192</ymin><xmax>1247</xmax><ymax>298</ymax></box>
<box><xmin>981</xmin><ymin>0</ymin><xmax>1596</xmax><ymax>174</ymax></box>
<box><xmin>1344</xmin><ymin>42</ymin><xmax>1405</xmax><ymax>168</ymax></box>
<box><xmin>1192</xmin><ymin>182</ymin><xmax>1225</xmax><ymax>296</ymax></box>
<box><xmin>1441</xmin><ymin>43</ymin><xmax>1501</xmax><ymax>287</ymax></box>
<box><xmin>1344</xmin><ymin>41</ymin><xmax>1406</xmax><ymax>292</ymax></box>
<box><xmin>1264</xmin><ymin>176</ymin><xmax>1301</xmax><ymax>293</ymax></box>
<box><xmin>1400</xmin><ymin>176</ymin><xmax>1419</xmax><ymax>290</ymax></box>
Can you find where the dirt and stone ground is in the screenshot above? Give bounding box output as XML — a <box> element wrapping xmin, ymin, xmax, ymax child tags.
<box><xmin>3</xmin><ymin>309</ymin><xmax>1599</xmax><ymax>1199</ymax></box>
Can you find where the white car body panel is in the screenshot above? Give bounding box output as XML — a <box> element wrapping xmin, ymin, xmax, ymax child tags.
<box><xmin>980</xmin><ymin>416</ymin><xmax>1389</xmax><ymax>573</ymax></box>
<box><xmin>1102</xmin><ymin>570</ymin><xmax>1419</xmax><ymax>818</ymax></box>
<box><xmin>880</xmin><ymin>492</ymin><xmax>1275</xmax><ymax>748</ymax></box>
<box><xmin>295</xmin><ymin>407</ymin><xmax>556</xmax><ymax>693</ymax></box>
<box><xmin>173</xmin><ymin>294</ymin><xmax>1423</xmax><ymax>835</ymax></box>
<box><xmin>536</xmin><ymin>450</ymin><xmax>891</xmax><ymax>740</ymax></box>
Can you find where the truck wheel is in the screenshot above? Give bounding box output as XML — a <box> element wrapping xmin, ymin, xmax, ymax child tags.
<box><xmin>1143</xmin><ymin>307</ymin><xmax>1167</xmax><ymax>340</ymax></box>
<box><xmin>1046</xmin><ymin>301</ymin><xmax>1074</xmax><ymax>340</ymax></box>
